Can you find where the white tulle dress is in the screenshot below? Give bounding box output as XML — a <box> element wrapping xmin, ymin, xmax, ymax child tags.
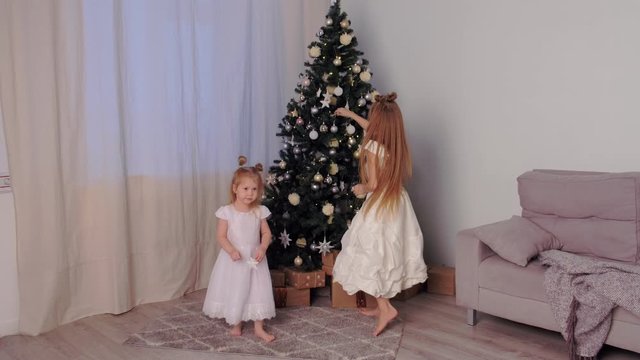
<box><xmin>333</xmin><ymin>141</ymin><xmax>428</xmax><ymax>299</ymax></box>
<box><xmin>202</xmin><ymin>205</ymin><xmax>275</xmax><ymax>325</ymax></box>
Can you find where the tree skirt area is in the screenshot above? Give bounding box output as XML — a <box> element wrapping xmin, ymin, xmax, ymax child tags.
<box><xmin>123</xmin><ymin>294</ymin><xmax>403</xmax><ymax>360</ymax></box>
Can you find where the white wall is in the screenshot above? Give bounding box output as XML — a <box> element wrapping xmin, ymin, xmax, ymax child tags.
<box><xmin>343</xmin><ymin>0</ymin><xmax>640</xmax><ymax>266</ymax></box>
<box><xmin>0</xmin><ymin>107</ymin><xmax>19</xmax><ymax>336</ymax></box>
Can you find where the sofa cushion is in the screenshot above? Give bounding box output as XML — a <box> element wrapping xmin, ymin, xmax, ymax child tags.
<box><xmin>518</xmin><ymin>170</ymin><xmax>640</xmax><ymax>263</ymax></box>
<box><xmin>473</xmin><ymin>215</ymin><xmax>562</xmax><ymax>266</ymax></box>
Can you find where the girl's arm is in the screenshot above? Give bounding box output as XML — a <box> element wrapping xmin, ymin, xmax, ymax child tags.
<box><xmin>334</xmin><ymin>108</ymin><xmax>369</xmax><ymax>130</ymax></box>
<box><xmin>216</xmin><ymin>218</ymin><xmax>241</xmax><ymax>261</ymax></box>
<box><xmin>254</xmin><ymin>219</ymin><xmax>272</xmax><ymax>262</ymax></box>
<box><xmin>352</xmin><ymin>151</ymin><xmax>378</xmax><ymax>197</ymax></box>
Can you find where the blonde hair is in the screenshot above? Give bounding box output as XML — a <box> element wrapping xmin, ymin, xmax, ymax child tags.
<box><xmin>359</xmin><ymin>92</ymin><xmax>412</xmax><ymax>217</ymax></box>
<box><xmin>230</xmin><ymin>155</ymin><xmax>264</xmax><ymax>209</ymax></box>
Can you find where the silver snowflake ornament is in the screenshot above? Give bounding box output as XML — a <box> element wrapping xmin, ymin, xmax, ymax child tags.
<box><xmin>279</xmin><ymin>229</ymin><xmax>292</xmax><ymax>248</ymax></box>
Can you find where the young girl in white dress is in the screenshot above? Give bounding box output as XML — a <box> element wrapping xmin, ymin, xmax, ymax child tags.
<box><xmin>333</xmin><ymin>92</ymin><xmax>428</xmax><ymax>337</ymax></box>
<box><xmin>202</xmin><ymin>156</ymin><xmax>276</xmax><ymax>342</ymax></box>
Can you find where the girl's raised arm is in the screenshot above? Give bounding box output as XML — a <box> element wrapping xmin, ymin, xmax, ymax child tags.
<box><xmin>334</xmin><ymin>108</ymin><xmax>369</xmax><ymax>130</ymax></box>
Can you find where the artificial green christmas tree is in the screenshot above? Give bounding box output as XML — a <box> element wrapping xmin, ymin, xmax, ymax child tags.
<box><xmin>265</xmin><ymin>0</ymin><xmax>378</xmax><ymax>270</ymax></box>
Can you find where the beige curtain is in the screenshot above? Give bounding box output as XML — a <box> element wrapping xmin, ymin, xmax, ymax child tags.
<box><xmin>0</xmin><ymin>0</ymin><xmax>327</xmax><ymax>335</ymax></box>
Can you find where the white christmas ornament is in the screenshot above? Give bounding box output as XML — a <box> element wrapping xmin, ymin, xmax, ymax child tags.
<box><xmin>322</xmin><ymin>203</ymin><xmax>335</xmax><ymax>216</ymax></box>
<box><xmin>317</xmin><ymin>238</ymin><xmax>335</xmax><ymax>255</ymax></box>
<box><xmin>339</xmin><ymin>33</ymin><xmax>353</xmax><ymax>46</ymax></box>
<box><xmin>288</xmin><ymin>193</ymin><xmax>300</xmax><ymax>206</ymax></box>
<box><xmin>359</xmin><ymin>71</ymin><xmax>371</xmax><ymax>83</ymax></box>
<box><xmin>346</xmin><ymin>124</ymin><xmax>356</xmax><ymax>135</ymax></box>
<box><xmin>329</xmin><ymin>162</ymin><xmax>339</xmax><ymax>175</ymax></box>
<box><xmin>247</xmin><ymin>257</ymin><xmax>259</xmax><ymax>270</ymax></box>
<box><xmin>279</xmin><ymin>229</ymin><xmax>292</xmax><ymax>248</ymax></box>
<box><xmin>333</xmin><ymin>86</ymin><xmax>343</xmax><ymax>96</ymax></box>
<box><xmin>309</xmin><ymin>130</ymin><xmax>319</xmax><ymax>140</ymax></box>
<box><xmin>309</xmin><ymin>46</ymin><xmax>321</xmax><ymax>58</ymax></box>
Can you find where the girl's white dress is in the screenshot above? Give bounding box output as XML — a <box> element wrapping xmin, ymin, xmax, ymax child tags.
<box><xmin>333</xmin><ymin>141</ymin><xmax>428</xmax><ymax>299</ymax></box>
<box><xmin>202</xmin><ymin>205</ymin><xmax>275</xmax><ymax>325</ymax></box>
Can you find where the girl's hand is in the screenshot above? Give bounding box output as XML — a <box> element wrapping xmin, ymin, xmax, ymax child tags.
<box><xmin>334</xmin><ymin>107</ymin><xmax>355</xmax><ymax>119</ymax></box>
<box><xmin>352</xmin><ymin>184</ymin><xmax>368</xmax><ymax>198</ymax></box>
<box><xmin>254</xmin><ymin>246</ymin><xmax>267</xmax><ymax>262</ymax></box>
<box><xmin>229</xmin><ymin>249</ymin><xmax>241</xmax><ymax>261</ymax></box>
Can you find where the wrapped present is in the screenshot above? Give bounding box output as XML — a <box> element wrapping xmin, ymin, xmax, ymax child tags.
<box><xmin>330</xmin><ymin>280</ymin><xmax>376</xmax><ymax>308</ymax></box>
<box><xmin>392</xmin><ymin>282</ymin><xmax>425</xmax><ymax>301</ymax></box>
<box><xmin>272</xmin><ymin>287</ymin><xmax>310</xmax><ymax>308</ymax></box>
<box><xmin>426</xmin><ymin>265</ymin><xmax>455</xmax><ymax>296</ymax></box>
<box><xmin>322</xmin><ymin>264</ymin><xmax>333</xmax><ymax>276</ymax></box>
<box><xmin>284</xmin><ymin>268</ymin><xmax>325</xmax><ymax>289</ymax></box>
<box><xmin>321</xmin><ymin>250</ymin><xmax>340</xmax><ymax>268</ymax></box>
<box><xmin>270</xmin><ymin>269</ymin><xmax>285</xmax><ymax>287</ymax></box>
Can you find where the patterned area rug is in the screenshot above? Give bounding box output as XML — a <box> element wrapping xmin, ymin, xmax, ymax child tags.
<box><xmin>124</xmin><ymin>297</ymin><xmax>403</xmax><ymax>359</ymax></box>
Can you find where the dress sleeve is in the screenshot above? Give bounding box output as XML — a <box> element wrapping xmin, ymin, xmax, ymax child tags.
<box><xmin>259</xmin><ymin>205</ymin><xmax>272</xmax><ymax>219</ymax></box>
<box><xmin>364</xmin><ymin>140</ymin><xmax>386</xmax><ymax>159</ymax></box>
<box><xmin>215</xmin><ymin>205</ymin><xmax>229</xmax><ymax>220</ymax></box>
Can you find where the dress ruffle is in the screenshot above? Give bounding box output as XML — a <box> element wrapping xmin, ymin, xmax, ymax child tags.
<box><xmin>333</xmin><ymin>189</ymin><xmax>428</xmax><ymax>299</ymax></box>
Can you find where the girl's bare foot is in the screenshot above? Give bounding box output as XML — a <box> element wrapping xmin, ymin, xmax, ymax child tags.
<box><xmin>230</xmin><ymin>324</ymin><xmax>242</xmax><ymax>336</ymax></box>
<box><xmin>357</xmin><ymin>307</ymin><xmax>379</xmax><ymax>317</ymax></box>
<box><xmin>255</xmin><ymin>327</ymin><xmax>275</xmax><ymax>343</ymax></box>
<box><xmin>373</xmin><ymin>306</ymin><xmax>398</xmax><ymax>336</ymax></box>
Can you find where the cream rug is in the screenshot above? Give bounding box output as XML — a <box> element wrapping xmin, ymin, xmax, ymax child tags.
<box><xmin>124</xmin><ymin>295</ymin><xmax>403</xmax><ymax>359</ymax></box>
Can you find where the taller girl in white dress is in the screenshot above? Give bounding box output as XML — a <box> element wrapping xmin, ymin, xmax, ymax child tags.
<box><xmin>333</xmin><ymin>92</ymin><xmax>428</xmax><ymax>337</ymax></box>
<box><xmin>202</xmin><ymin>156</ymin><xmax>276</xmax><ymax>342</ymax></box>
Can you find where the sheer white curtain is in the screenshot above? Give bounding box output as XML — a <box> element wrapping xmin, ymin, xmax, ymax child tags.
<box><xmin>0</xmin><ymin>0</ymin><xmax>326</xmax><ymax>335</ymax></box>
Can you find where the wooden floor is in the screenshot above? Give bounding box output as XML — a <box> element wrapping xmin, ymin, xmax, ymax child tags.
<box><xmin>1</xmin><ymin>290</ymin><xmax>638</xmax><ymax>360</ymax></box>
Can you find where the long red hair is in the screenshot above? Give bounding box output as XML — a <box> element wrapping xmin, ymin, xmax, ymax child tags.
<box><xmin>359</xmin><ymin>92</ymin><xmax>412</xmax><ymax>217</ymax></box>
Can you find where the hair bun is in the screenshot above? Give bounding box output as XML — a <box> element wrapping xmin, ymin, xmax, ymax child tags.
<box><xmin>238</xmin><ymin>155</ymin><xmax>247</xmax><ymax>166</ymax></box>
<box><xmin>374</xmin><ymin>92</ymin><xmax>397</xmax><ymax>103</ymax></box>
<box><xmin>254</xmin><ymin>163</ymin><xmax>263</xmax><ymax>172</ymax></box>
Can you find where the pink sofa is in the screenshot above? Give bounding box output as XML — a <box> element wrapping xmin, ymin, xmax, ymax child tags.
<box><xmin>455</xmin><ymin>169</ymin><xmax>640</xmax><ymax>354</ymax></box>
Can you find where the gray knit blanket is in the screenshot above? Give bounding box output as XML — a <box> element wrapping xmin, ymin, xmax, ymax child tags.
<box><xmin>539</xmin><ymin>250</ymin><xmax>640</xmax><ymax>359</ymax></box>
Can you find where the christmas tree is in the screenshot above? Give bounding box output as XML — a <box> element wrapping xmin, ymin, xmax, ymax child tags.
<box><xmin>264</xmin><ymin>0</ymin><xmax>378</xmax><ymax>270</ymax></box>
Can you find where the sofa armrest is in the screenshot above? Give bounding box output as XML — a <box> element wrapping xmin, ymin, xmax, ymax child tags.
<box><xmin>455</xmin><ymin>228</ymin><xmax>496</xmax><ymax>309</ymax></box>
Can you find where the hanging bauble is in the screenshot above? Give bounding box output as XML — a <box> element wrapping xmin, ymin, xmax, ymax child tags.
<box><xmin>330</xmin><ymin>124</ymin><xmax>338</xmax><ymax>133</ymax></box>
<box><xmin>283</xmin><ymin>142</ymin><xmax>290</xmax><ymax>150</ymax></box>
<box><xmin>296</xmin><ymin>117</ymin><xmax>304</xmax><ymax>126</ymax></box>
<box><xmin>326</xmin><ymin>18</ymin><xmax>333</xmax><ymax>26</ymax></box>
<box><xmin>354</xmin><ymin>149</ymin><xmax>361</xmax><ymax>159</ymax></box>
<box><xmin>282</xmin><ymin>211</ymin><xmax>290</xmax><ymax>220</ymax></box>
<box><xmin>329</xmin><ymin>148</ymin><xmax>337</xmax><ymax>156</ymax></box>
<box><xmin>294</xmin><ymin>255</ymin><xmax>303</xmax><ymax>267</ymax></box>
<box><xmin>311</xmin><ymin>107</ymin><xmax>319</xmax><ymax>115</ymax></box>
<box><xmin>356</xmin><ymin>59</ymin><xmax>363</xmax><ymax>65</ymax></box>
<box><xmin>352</xmin><ymin>64</ymin><xmax>361</xmax><ymax>74</ymax></box>
<box><xmin>357</xmin><ymin>98</ymin><xmax>367</xmax><ymax>107</ymax></box>
<box><xmin>346</xmin><ymin>124</ymin><xmax>356</xmax><ymax>135</ymax></box>
<box><xmin>333</xmin><ymin>57</ymin><xmax>342</xmax><ymax>66</ymax></box>
<box><xmin>296</xmin><ymin>237</ymin><xmax>307</xmax><ymax>248</ymax></box>
<box><xmin>365</xmin><ymin>92</ymin><xmax>372</xmax><ymax>101</ymax></box>
<box><xmin>309</xmin><ymin>130</ymin><xmax>319</xmax><ymax>140</ymax></box>
<box><xmin>333</xmin><ymin>86</ymin><xmax>343</xmax><ymax>96</ymax></box>
<box><xmin>359</xmin><ymin>71</ymin><xmax>372</xmax><ymax>83</ymax></box>
<box><xmin>299</xmin><ymin>94</ymin><xmax>305</xmax><ymax>102</ymax></box>
<box><xmin>329</xmin><ymin>162</ymin><xmax>339</xmax><ymax>175</ymax></box>
<box><xmin>319</xmin><ymin>123</ymin><xmax>328</xmax><ymax>133</ymax></box>
<box><xmin>302</xmin><ymin>78</ymin><xmax>311</xmax><ymax>87</ymax></box>
<box><xmin>322</xmin><ymin>73</ymin><xmax>330</xmax><ymax>82</ymax></box>
<box><xmin>313</xmin><ymin>173</ymin><xmax>324</xmax><ymax>182</ymax></box>
<box><xmin>284</xmin><ymin>124</ymin><xmax>292</xmax><ymax>131</ymax></box>
<box><xmin>331</xmin><ymin>186</ymin><xmax>340</xmax><ymax>194</ymax></box>
<box><xmin>319</xmin><ymin>155</ymin><xmax>328</xmax><ymax>163</ymax></box>
<box><xmin>339</xmin><ymin>33</ymin><xmax>352</xmax><ymax>46</ymax></box>
<box><xmin>309</xmin><ymin>46</ymin><xmax>321</xmax><ymax>58</ymax></box>
<box><xmin>279</xmin><ymin>160</ymin><xmax>287</xmax><ymax>169</ymax></box>
<box><xmin>311</xmin><ymin>183</ymin><xmax>320</xmax><ymax>191</ymax></box>
<box><xmin>293</xmin><ymin>146</ymin><xmax>301</xmax><ymax>154</ymax></box>
<box><xmin>283</xmin><ymin>172</ymin><xmax>291</xmax><ymax>180</ymax></box>
<box><xmin>317</xmin><ymin>29</ymin><xmax>324</xmax><ymax>37</ymax></box>
<box><xmin>340</xmin><ymin>19</ymin><xmax>350</xmax><ymax>29</ymax></box>
<box><xmin>324</xmin><ymin>175</ymin><xmax>333</xmax><ymax>184</ymax></box>
<box><xmin>348</xmin><ymin>137</ymin><xmax>357</xmax><ymax>146</ymax></box>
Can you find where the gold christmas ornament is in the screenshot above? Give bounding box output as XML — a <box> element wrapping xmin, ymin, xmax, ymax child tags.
<box><xmin>313</xmin><ymin>173</ymin><xmax>324</xmax><ymax>182</ymax></box>
<box><xmin>296</xmin><ymin>237</ymin><xmax>307</xmax><ymax>248</ymax></box>
<box><xmin>340</xmin><ymin>19</ymin><xmax>350</xmax><ymax>29</ymax></box>
<box><xmin>294</xmin><ymin>255</ymin><xmax>303</xmax><ymax>267</ymax></box>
